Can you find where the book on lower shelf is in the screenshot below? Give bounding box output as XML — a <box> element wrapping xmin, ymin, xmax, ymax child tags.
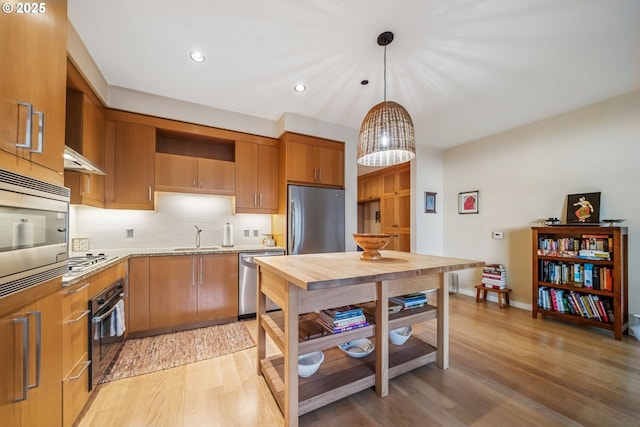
<box><xmin>538</xmin><ymin>286</ymin><xmax>613</xmax><ymax>323</ymax></box>
<box><xmin>389</xmin><ymin>292</ymin><xmax>428</xmax><ymax>310</ymax></box>
<box><xmin>316</xmin><ymin>305</ymin><xmax>369</xmax><ymax>334</ymax></box>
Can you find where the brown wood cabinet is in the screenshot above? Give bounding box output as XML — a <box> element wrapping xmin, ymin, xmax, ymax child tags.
<box><xmin>235</xmin><ymin>141</ymin><xmax>278</xmax><ymax>213</ymax></box>
<box><xmin>281</xmin><ymin>133</ymin><xmax>344</xmax><ymax>187</ymax></box>
<box><xmin>128</xmin><ymin>257</ymin><xmax>150</xmax><ymax>334</ymax></box>
<box><xmin>532</xmin><ymin>226</ymin><xmax>628</xmax><ymax>340</ymax></box>
<box><xmin>155</xmin><ymin>153</ymin><xmax>235</xmax><ymax>196</ymax></box>
<box><xmin>61</xmin><ymin>281</ymin><xmax>91</xmax><ymax>427</ymax></box>
<box><xmin>357</xmin><ymin>174</ymin><xmax>381</xmax><ymax>202</ymax></box>
<box><xmin>0</xmin><ymin>0</ymin><xmax>67</xmax><ymax>185</ymax></box>
<box><xmin>65</xmin><ymin>89</ymin><xmax>106</xmax><ymax>170</ymax></box>
<box><xmin>104</xmin><ymin>121</ymin><xmax>156</xmax><ymax>210</ymax></box>
<box><xmin>358</xmin><ymin>164</ymin><xmax>411</xmax><ymax>252</ymax></box>
<box><xmin>144</xmin><ymin>254</ymin><xmax>239</xmax><ymax>333</ymax></box>
<box><xmin>198</xmin><ymin>254</ymin><xmax>239</xmax><ymax>321</ymax></box>
<box><xmin>64</xmin><ymin>171</ymin><xmax>105</xmax><ymax>208</ymax></box>
<box><xmin>0</xmin><ymin>284</ymin><xmax>62</xmax><ymax>427</ymax></box>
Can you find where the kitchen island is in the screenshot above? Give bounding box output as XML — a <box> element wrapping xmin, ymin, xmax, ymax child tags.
<box><xmin>255</xmin><ymin>250</ymin><xmax>484</xmax><ymax>427</ymax></box>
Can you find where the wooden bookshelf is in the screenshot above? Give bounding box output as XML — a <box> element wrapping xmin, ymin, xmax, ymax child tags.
<box><xmin>531</xmin><ymin>226</ymin><xmax>628</xmax><ymax>340</ymax></box>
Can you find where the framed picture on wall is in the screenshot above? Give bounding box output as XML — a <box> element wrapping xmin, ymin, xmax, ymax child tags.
<box><xmin>566</xmin><ymin>192</ymin><xmax>601</xmax><ymax>224</ymax></box>
<box><xmin>459</xmin><ymin>190</ymin><xmax>479</xmax><ymax>214</ymax></box>
<box><xmin>424</xmin><ymin>192</ymin><xmax>437</xmax><ymax>213</ymax></box>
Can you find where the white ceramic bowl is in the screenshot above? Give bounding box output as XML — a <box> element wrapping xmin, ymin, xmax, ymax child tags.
<box><xmin>338</xmin><ymin>338</ymin><xmax>375</xmax><ymax>358</ymax></box>
<box><xmin>389</xmin><ymin>326</ymin><xmax>412</xmax><ymax>345</ymax></box>
<box><xmin>298</xmin><ymin>351</ymin><xmax>324</xmax><ymax>377</ymax></box>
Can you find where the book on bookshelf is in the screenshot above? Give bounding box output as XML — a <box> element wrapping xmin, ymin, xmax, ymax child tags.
<box><xmin>316</xmin><ymin>316</ymin><xmax>369</xmax><ymax>334</ymax></box>
<box><xmin>322</xmin><ymin>305</ymin><xmax>364</xmax><ymax>319</ymax></box>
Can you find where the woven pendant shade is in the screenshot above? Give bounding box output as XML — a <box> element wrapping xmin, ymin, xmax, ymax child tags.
<box><xmin>357</xmin><ymin>100</ymin><xmax>415</xmax><ymax>166</ymax></box>
<box><xmin>357</xmin><ymin>31</ymin><xmax>416</xmax><ymax>167</ymax></box>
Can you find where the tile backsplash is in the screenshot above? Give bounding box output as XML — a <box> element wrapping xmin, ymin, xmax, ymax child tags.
<box><xmin>70</xmin><ymin>192</ymin><xmax>271</xmax><ymax>251</ymax></box>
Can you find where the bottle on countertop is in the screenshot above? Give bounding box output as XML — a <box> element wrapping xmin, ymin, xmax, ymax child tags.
<box><xmin>222</xmin><ymin>222</ymin><xmax>233</xmax><ymax>247</ymax></box>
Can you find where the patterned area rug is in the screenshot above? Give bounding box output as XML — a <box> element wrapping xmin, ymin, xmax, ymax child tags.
<box><xmin>99</xmin><ymin>322</ymin><xmax>255</xmax><ymax>384</ymax></box>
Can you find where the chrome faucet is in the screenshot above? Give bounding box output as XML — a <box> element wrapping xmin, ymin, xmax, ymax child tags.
<box><xmin>194</xmin><ymin>226</ymin><xmax>202</xmax><ymax>248</ymax></box>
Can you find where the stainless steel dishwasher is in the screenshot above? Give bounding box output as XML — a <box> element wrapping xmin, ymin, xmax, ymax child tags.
<box><xmin>238</xmin><ymin>250</ymin><xmax>284</xmax><ymax>318</ymax></box>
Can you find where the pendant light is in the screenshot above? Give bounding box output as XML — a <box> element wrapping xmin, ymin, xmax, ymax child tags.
<box><xmin>357</xmin><ymin>31</ymin><xmax>416</xmax><ymax>167</ymax></box>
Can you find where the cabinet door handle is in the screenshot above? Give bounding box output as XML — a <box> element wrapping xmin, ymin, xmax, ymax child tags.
<box><xmin>192</xmin><ymin>257</ymin><xmax>196</xmax><ymax>287</ymax></box>
<box><xmin>66</xmin><ymin>310</ymin><xmax>90</xmax><ymax>324</ymax></box>
<box><xmin>192</xmin><ymin>180</ymin><xmax>196</xmax><ymax>187</ymax></box>
<box><xmin>318</xmin><ymin>168</ymin><xmax>322</xmax><ymax>182</ymax></box>
<box><xmin>68</xmin><ymin>360</ymin><xmax>91</xmax><ymax>381</ymax></box>
<box><xmin>13</xmin><ymin>317</ymin><xmax>29</xmax><ymax>402</ymax></box>
<box><xmin>26</xmin><ymin>311</ymin><xmax>41</xmax><ymax>390</ymax></box>
<box><xmin>67</xmin><ymin>283</ymin><xmax>90</xmax><ymax>294</ymax></box>
<box><xmin>148</xmin><ymin>186</ymin><xmax>152</xmax><ymax>202</ymax></box>
<box><xmin>313</xmin><ymin>168</ymin><xmax>317</xmax><ymax>182</ymax></box>
<box><xmin>259</xmin><ymin>193</ymin><xmax>263</xmax><ymax>207</ymax></box>
<box><xmin>199</xmin><ymin>256</ymin><xmax>203</xmax><ymax>287</ymax></box>
<box><xmin>254</xmin><ymin>193</ymin><xmax>258</xmax><ymax>207</ymax></box>
<box><xmin>30</xmin><ymin>110</ymin><xmax>44</xmax><ymax>153</ymax></box>
<box><xmin>16</xmin><ymin>101</ymin><xmax>33</xmax><ymax>149</ymax></box>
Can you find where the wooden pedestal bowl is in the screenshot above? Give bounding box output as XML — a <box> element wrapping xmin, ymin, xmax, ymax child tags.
<box><xmin>352</xmin><ymin>233</ymin><xmax>391</xmax><ymax>261</ymax></box>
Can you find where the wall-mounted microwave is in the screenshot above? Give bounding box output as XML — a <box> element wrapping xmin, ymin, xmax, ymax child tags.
<box><xmin>0</xmin><ymin>169</ymin><xmax>69</xmax><ymax>298</ymax></box>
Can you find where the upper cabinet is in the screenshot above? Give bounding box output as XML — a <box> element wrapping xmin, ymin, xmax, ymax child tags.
<box><xmin>0</xmin><ymin>0</ymin><xmax>67</xmax><ymax>185</ymax></box>
<box><xmin>280</xmin><ymin>133</ymin><xmax>344</xmax><ymax>188</ymax></box>
<box><xmin>104</xmin><ymin>120</ymin><xmax>156</xmax><ymax>210</ymax></box>
<box><xmin>64</xmin><ymin>64</ymin><xmax>108</xmax><ymax>207</ymax></box>
<box><xmin>235</xmin><ymin>140</ymin><xmax>279</xmax><ymax>213</ymax></box>
<box><xmin>358</xmin><ymin>163</ymin><xmax>411</xmax><ymax>252</ymax></box>
<box><xmin>155</xmin><ymin>130</ymin><xmax>235</xmax><ymax>196</ymax></box>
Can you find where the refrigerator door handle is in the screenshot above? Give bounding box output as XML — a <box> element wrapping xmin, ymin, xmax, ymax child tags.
<box><xmin>289</xmin><ymin>199</ymin><xmax>296</xmax><ymax>254</ymax></box>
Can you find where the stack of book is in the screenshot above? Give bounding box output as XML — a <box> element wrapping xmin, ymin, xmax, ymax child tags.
<box><xmin>481</xmin><ymin>264</ymin><xmax>507</xmax><ymax>289</ymax></box>
<box><xmin>390</xmin><ymin>292</ymin><xmax>427</xmax><ymax>310</ymax></box>
<box><xmin>316</xmin><ymin>305</ymin><xmax>369</xmax><ymax>334</ymax></box>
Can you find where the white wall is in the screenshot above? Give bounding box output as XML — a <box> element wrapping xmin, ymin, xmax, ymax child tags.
<box><xmin>413</xmin><ymin>146</ymin><xmax>445</xmax><ymax>255</ymax></box>
<box><xmin>442</xmin><ymin>91</ymin><xmax>640</xmax><ymax>321</ymax></box>
<box><xmin>69</xmin><ymin>192</ymin><xmax>271</xmax><ymax>252</ymax></box>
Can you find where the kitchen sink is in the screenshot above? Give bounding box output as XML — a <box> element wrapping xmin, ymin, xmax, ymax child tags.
<box><xmin>173</xmin><ymin>246</ymin><xmax>221</xmax><ymax>251</ymax></box>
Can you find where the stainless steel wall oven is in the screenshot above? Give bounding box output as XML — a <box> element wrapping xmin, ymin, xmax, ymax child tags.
<box><xmin>89</xmin><ymin>278</ymin><xmax>125</xmax><ymax>390</ymax></box>
<box><xmin>0</xmin><ymin>169</ymin><xmax>69</xmax><ymax>297</ymax></box>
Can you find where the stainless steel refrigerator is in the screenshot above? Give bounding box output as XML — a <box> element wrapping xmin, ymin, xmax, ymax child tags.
<box><xmin>288</xmin><ymin>185</ymin><xmax>345</xmax><ymax>254</ymax></box>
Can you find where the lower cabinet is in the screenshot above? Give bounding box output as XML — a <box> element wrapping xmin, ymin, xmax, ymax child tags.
<box><xmin>0</xmin><ymin>284</ymin><xmax>63</xmax><ymax>427</ymax></box>
<box><xmin>131</xmin><ymin>254</ymin><xmax>239</xmax><ymax>333</ymax></box>
<box><xmin>61</xmin><ymin>281</ymin><xmax>91</xmax><ymax>427</ymax></box>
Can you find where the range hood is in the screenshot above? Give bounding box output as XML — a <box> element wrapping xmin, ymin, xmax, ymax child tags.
<box><xmin>63</xmin><ymin>146</ymin><xmax>106</xmax><ymax>175</ymax></box>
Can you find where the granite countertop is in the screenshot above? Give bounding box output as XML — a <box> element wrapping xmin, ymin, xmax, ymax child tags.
<box><xmin>62</xmin><ymin>245</ymin><xmax>285</xmax><ymax>286</ymax></box>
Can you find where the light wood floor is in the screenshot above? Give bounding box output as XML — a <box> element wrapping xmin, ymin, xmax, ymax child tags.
<box><xmin>77</xmin><ymin>295</ymin><xmax>640</xmax><ymax>427</ymax></box>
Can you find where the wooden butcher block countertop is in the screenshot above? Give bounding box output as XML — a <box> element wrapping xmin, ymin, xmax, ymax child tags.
<box><xmin>254</xmin><ymin>250</ymin><xmax>485</xmax><ymax>290</ymax></box>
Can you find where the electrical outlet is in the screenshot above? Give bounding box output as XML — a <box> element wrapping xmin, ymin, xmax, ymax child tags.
<box><xmin>253</xmin><ymin>229</ymin><xmax>259</xmax><ymax>238</ymax></box>
<box><xmin>126</xmin><ymin>228</ymin><xmax>134</xmax><ymax>239</ymax></box>
<box><xmin>244</xmin><ymin>229</ymin><xmax>250</xmax><ymax>238</ymax></box>
<box><xmin>492</xmin><ymin>231</ymin><xmax>504</xmax><ymax>239</ymax></box>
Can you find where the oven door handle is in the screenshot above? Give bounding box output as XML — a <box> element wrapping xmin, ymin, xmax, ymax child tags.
<box><xmin>92</xmin><ymin>300</ymin><xmax>120</xmax><ymax>323</ymax></box>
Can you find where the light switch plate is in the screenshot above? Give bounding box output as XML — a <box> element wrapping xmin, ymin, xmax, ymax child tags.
<box><xmin>72</xmin><ymin>238</ymin><xmax>90</xmax><ymax>252</ymax></box>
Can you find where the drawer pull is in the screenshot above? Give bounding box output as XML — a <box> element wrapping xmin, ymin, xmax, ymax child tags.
<box><xmin>68</xmin><ymin>360</ymin><xmax>91</xmax><ymax>381</ymax></box>
<box><xmin>67</xmin><ymin>283</ymin><xmax>90</xmax><ymax>294</ymax></box>
<box><xmin>66</xmin><ymin>310</ymin><xmax>90</xmax><ymax>324</ymax></box>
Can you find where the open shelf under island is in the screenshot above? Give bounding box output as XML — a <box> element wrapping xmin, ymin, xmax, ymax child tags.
<box><xmin>255</xmin><ymin>250</ymin><xmax>484</xmax><ymax>427</ymax></box>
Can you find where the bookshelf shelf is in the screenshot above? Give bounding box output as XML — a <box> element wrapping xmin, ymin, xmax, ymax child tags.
<box><xmin>532</xmin><ymin>226</ymin><xmax>628</xmax><ymax>340</ymax></box>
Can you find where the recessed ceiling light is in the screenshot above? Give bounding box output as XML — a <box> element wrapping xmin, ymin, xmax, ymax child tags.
<box><xmin>294</xmin><ymin>84</ymin><xmax>306</xmax><ymax>92</ymax></box>
<box><xmin>189</xmin><ymin>50</ymin><xmax>205</xmax><ymax>63</ymax></box>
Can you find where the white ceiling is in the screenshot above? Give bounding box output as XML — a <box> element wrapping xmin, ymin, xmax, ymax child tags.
<box><xmin>68</xmin><ymin>0</ymin><xmax>640</xmax><ymax>149</ymax></box>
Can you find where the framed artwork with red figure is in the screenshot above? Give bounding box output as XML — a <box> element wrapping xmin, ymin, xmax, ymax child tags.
<box><xmin>566</xmin><ymin>192</ymin><xmax>601</xmax><ymax>224</ymax></box>
<box><xmin>459</xmin><ymin>190</ymin><xmax>479</xmax><ymax>214</ymax></box>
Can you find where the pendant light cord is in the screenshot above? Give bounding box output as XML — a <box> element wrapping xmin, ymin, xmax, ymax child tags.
<box><xmin>383</xmin><ymin>46</ymin><xmax>387</xmax><ymax>102</ymax></box>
